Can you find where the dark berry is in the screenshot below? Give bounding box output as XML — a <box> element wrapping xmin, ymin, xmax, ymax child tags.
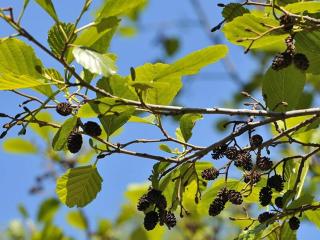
<box><xmin>137</xmin><ymin>194</ymin><xmax>151</xmax><ymax>211</ymax></box>
<box><xmin>234</xmin><ymin>151</ymin><xmax>253</xmax><ymax>171</ymax></box>
<box><xmin>209</xmin><ymin>198</ymin><xmax>225</xmax><ymax>216</ymax></box>
<box><xmin>164</xmin><ymin>211</ymin><xmax>176</xmax><ymax>229</ymax></box>
<box><xmin>144</xmin><ymin>211</ymin><xmax>159</xmax><ymax>231</ymax></box>
<box><xmin>147</xmin><ymin>188</ymin><xmax>167</xmax><ymax>210</ymax></box>
<box><xmin>250</xmin><ymin>134</ymin><xmax>263</xmax><ymax>148</ymax></box>
<box><xmin>293</xmin><ymin>53</ymin><xmax>309</xmax><ymax>71</ymax></box>
<box><xmin>258</xmin><ymin>212</ymin><xmax>275</xmax><ymax>223</ymax></box>
<box><xmin>272</xmin><ymin>52</ymin><xmax>292</xmax><ymax>71</ymax></box>
<box><xmin>217</xmin><ymin>187</ymin><xmax>229</xmax><ymax>203</ymax></box>
<box><xmin>244</xmin><ymin>171</ymin><xmax>261</xmax><ymax>184</ymax></box>
<box><xmin>67</xmin><ymin>132</ymin><xmax>82</xmax><ymax>153</ymax></box>
<box><xmin>268</xmin><ymin>174</ymin><xmax>284</xmax><ymax>192</ymax></box>
<box><xmin>289</xmin><ymin>216</ymin><xmax>300</xmax><ymax>230</ymax></box>
<box><xmin>280</xmin><ymin>15</ymin><xmax>295</xmax><ymax>31</ymax></box>
<box><xmin>201</xmin><ymin>167</ymin><xmax>219</xmax><ymax>181</ymax></box>
<box><xmin>211</xmin><ymin>144</ymin><xmax>228</xmax><ymax>160</ymax></box>
<box><xmin>256</xmin><ymin>156</ymin><xmax>273</xmax><ymax>171</ymax></box>
<box><xmin>56</xmin><ymin>102</ymin><xmax>72</xmax><ymax>116</ymax></box>
<box><xmin>83</xmin><ymin>121</ymin><xmax>102</xmax><ymax>137</ymax></box>
<box><xmin>275</xmin><ymin>196</ymin><xmax>283</xmax><ymax>209</ymax></box>
<box><xmin>228</xmin><ymin>190</ymin><xmax>243</xmax><ymax>205</ymax></box>
<box><xmin>259</xmin><ymin>187</ymin><xmax>272</xmax><ymax>206</ymax></box>
<box><xmin>225</xmin><ymin>146</ymin><xmax>238</xmax><ymax>160</ymax></box>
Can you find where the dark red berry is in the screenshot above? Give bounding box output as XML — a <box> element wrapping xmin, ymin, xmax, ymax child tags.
<box><xmin>56</xmin><ymin>102</ymin><xmax>72</xmax><ymax>116</ymax></box>
<box><xmin>258</xmin><ymin>212</ymin><xmax>275</xmax><ymax>223</ymax></box>
<box><xmin>250</xmin><ymin>134</ymin><xmax>263</xmax><ymax>148</ymax></box>
<box><xmin>275</xmin><ymin>196</ymin><xmax>283</xmax><ymax>209</ymax></box>
<box><xmin>137</xmin><ymin>194</ymin><xmax>151</xmax><ymax>211</ymax></box>
<box><xmin>144</xmin><ymin>211</ymin><xmax>159</xmax><ymax>231</ymax></box>
<box><xmin>224</xmin><ymin>146</ymin><xmax>238</xmax><ymax>160</ymax></box>
<box><xmin>268</xmin><ymin>174</ymin><xmax>284</xmax><ymax>192</ymax></box>
<box><xmin>67</xmin><ymin>132</ymin><xmax>82</xmax><ymax>153</ymax></box>
<box><xmin>289</xmin><ymin>216</ymin><xmax>300</xmax><ymax>230</ymax></box>
<box><xmin>83</xmin><ymin>121</ymin><xmax>102</xmax><ymax>137</ymax></box>
<box><xmin>164</xmin><ymin>211</ymin><xmax>176</xmax><ymax>229</ymax></box>
<box><xmin>209</xmin><ymin>198</ymin><xmax>225</xmax><ymax>216</ymax></box>
<box><xmin>228</xmin><ymin>190</ymin><xmax>243</xmax><ymax>205</ymax></box>
<box><xmin>272</xmin><ymin>52</ymin><xmax>292</xmax><ymax>71</ymax></box>
<box><xmin>280</xmin><ymin>15</ymin><xmax>295</xmax><ymax>31</ymax></box>
<box><xmin>147</xmin><ymin>188</ymin><xmax>167</xmax><ymax>210</ymax></box>
<box><xmin>235</xmin><ymin>151</ymin><xmax>253</xmax><ymax>171</ymax></box>
<box><xmin>201</xmin><ymin>167</ymin><xmax>219</xmax><ymax>181</ymax></box>
<box><xmin>217</xmin><ymin>187</ymin><xmax>229</xmax><ymax>203</ymax></box>
<box><xmin>293</xmin><ymin>53</ymin><xmax>309</xmax><ymax>71</ymax></box>
<box><xmin>256</xmin><ymin>156</ymin><xmax>273</xmax><ymax>171</ymax></box>
<box><xmin>259</xmin><ymin>187</ymin><xmax>272</xmax><ymax>206</ymax></box>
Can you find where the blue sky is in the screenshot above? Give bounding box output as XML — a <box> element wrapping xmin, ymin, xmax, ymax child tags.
<box><xmin>0</xmin><ymin>0</ymin><xmax>318</xmax><ymax>239</ymax></box>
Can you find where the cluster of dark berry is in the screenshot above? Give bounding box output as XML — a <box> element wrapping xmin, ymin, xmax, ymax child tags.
<box><xmin>56</xmin><ymin>102</ymin><xmax>102</xmax><ymax>154</ymax></box>
<box><xmin>137</xmin><ymin>188</ymin><xmax>176</xmax><ymax>231</ymax></box>
<box><xmin>272</xmin><ymin>35</ymin><xmax>309</xmax><ymax>71</ymax></box>
<box><xmin>259</xmin><ymin>174</ymin><xmax>284</xmax><ymax>207</ymax></box>
<box><xmin>209</xmin><ymin>187</ymin><xmax>243</xmax><ymax>217</ymax></box>
<box><xmin>258</xmin><ymin>211</ymin><xmax>300</xmax><ymax>231</ymax></box>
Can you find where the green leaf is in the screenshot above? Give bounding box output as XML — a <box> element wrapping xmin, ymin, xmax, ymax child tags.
<box><xmin>262</xmin><ymin>65</ymin><xmax>306</xmax><ymax>112</ymax></box>
<box><xmin>66</xmin><ymin>211</ymin><xmax>88</xmax><ymax>230</ymax></box>
<box><xmin>56</xmin><ymin>165</ymin><xmax>103</xmax><ymax>208</ymax></box>
<box><xmin>2</xmin><ymin>138</ymin><xmax>38</xmax><ymax>154</ymax></box>
<box><xmin>222</xmin><ymin>3</ymin><xmax>250</xmax><ymax>22</ymax></box>
<box><xmin>29</xmin><ymin>111</ymin><xmax>54</xmax><ymax>140</ymax></box>
<box><xmin>37</xmin><ymin>198</ymin><xmax>60</xmax><ymax>223</ymax></box>
<box><xmin>78</xmin><ymin>97</ymin><xmax>133</xmax><ymax>118</ymax></box>
<box><xmin>48</xmin><ymin>22</ymin><xmax>76</xmax><ymax>58</ymax></box>
<box><xmin>0</xmin><ymin>38</ymin><xmax>53</xmax><ymax>91</ymax></box>
<box><xmin>285</xmin><ymin>1</ymin><xmax>320</xmax><ymax>14</ymax></box>
<box><xmin>97</xmin><ymin>0</ymin><xmax>147</xmax><ymax>18</ymax></box>
<box><xmin>99</xmin><ymin>108</ymin><xmax>135</xmax><ymax>137</ymax></box>
<box><xmin>68</xmin><ymin>17</ymin><xmax>120</xmax><ymax>63</ymax></box>
<box><xmin>179</xmin><ymin>113</ymin><xmax>203</xmax><ymax>142</ymax></box>
<box><xmin>154</xmin><ymin>45</ymin><xmax>228</xmax><ymax>80</ymax></box>
<box><xmin>52</xmin><ymin>116</ymin><xmax>78</xmax><ymax>151</ymax></box>
<box><xmin>150</xmin><ymin>162</ymin><xmax>171</xmax><ymax>189</ymax></box>
<box><xmin>280</xmin><ymin>221</ymin><xmax>296</xmax><ymax>240</ymax></box>
<box><xmin>35</xmin><ymin>0</ymin><xmax>59</xmax><ymax>22</ymax></box>
<box><xmin>18</xmin><ymin>204</ymin><xmax>29</xmax><ymax>219</ymax></box>
<box><xmin>73</xmin><ymin>47</ymin><xmax>117</xmax><ymax>76</ymax></box>
<box><xmin>159</xmin><ymin>144</ymin><xmax>172</xmax><ymax>153</ymax></box>
<box><xmin>97</xmin><ymin>75</ymin><xmax>137</xmax><ymax>100</ymax></box>
<box><xmin>305</xmin><ymin>209</ymin><xmax>320</xmax><ymax>228</ymax></box>
<box><xmin>223</xmin><ymin>13</ymin><xmax>287</xmax><ymax>51</ymax></box>
<box><xmin>287</xmin><ymin>194</ymin><xmax>314</xmax><ymax>209</ymax></box>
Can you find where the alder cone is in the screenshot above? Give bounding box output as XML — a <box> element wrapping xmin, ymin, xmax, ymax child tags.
<box><xmin>144</xmin><ymin>211</ymin><xmax>159</xmax><ymax>231</ymax></box>
<box><xmin>67</xmin><ymin>132</ymin><xmax>82</xmax><ymax>153</ymax></box>
<box><xmin>56</xmin><ymin>102</ymin><xmax>72</xmax><ymax>116</ymax></box>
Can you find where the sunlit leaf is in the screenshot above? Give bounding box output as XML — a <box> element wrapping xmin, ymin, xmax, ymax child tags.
<box><xmin>52</xmin><ymin>116</ymin><xmax>78</xmax><ymax>151</ymax></box>
<box><xmin>56</xmin><ymin>165</ymin><xmax>103</xmax><ymax>207</ymax></box>
<box><xmin>3</xmin><ymin>138</ymin><xmax>38</xmax><ymax>154</ymax></box>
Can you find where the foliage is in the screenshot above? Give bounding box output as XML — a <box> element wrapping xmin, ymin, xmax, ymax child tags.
<box><xmin>1</xmin><ymin>0</ymin><xmax>320</xmax><ymax>239</ymax></box>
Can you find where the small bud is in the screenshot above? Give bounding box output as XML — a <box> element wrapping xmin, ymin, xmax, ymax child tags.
<box><xmin>217</xmin><ymin>3</ymin><xmax>225</xmax><ymax>7</ymax></box>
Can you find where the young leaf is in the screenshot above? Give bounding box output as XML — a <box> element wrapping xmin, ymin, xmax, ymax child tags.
<box><xmin>66</xmin><ymin>211</ymin><xmax>88</xmax><ymax>230</ymax></box>
<box><xmin>262</xmin><ymin>65</ymin><xmax>306</xmax><ymax>112</ymax></box>
<box><xmin>179</xmin><ymin>113</ymin><xmax>203</xmax><ymax>142</ymax></box>
<box><xmin>37</xmin><ymin>198</ymin><xmax>60</xmax><ymax>223</ymax></box>
<box><xmin>52</xmin><ymin>116</ymin><xmax>78</xmax><ymax>151</ymax></box>
<box><xmin>222</xmin><ymin>3</ymin><xmax>250</xmax><ymax>22</ymax></box>
<box><xmin>223</xmin><ymin>13</ymin><xmax>287</xmax><ymax>51</ymax></box>
<box><xmin>97</xmin><ymin>0</ymin><xmax>147</xmax><ymax>18</ymax></box>
<box><xmin>48</xmin><ymin>22</ymin><xmax>76</xmax><ymax>58</ymax></box>
<box><xmin>155</xmin><ymin>45</ymin><xmax>228</xmax><ymax>80</ymax></box>
<box><xmin>285</xmin><ymin>1</ymin><xmax>320</xmax><ymax>14</ymax></box>
<box><xmin>305</xmin><ymin>209</ymin><xmax>320</xmax><ymax>228</ymax></box>
<box><xmin>0</xmin><ymin>38</ymin><xmax>53</xmax><ymax>90</ymax></box>
<box><xmin>56</xmin><ymin>165</ymin><xmax>103</xmax><ymax>208</ymax></box>
<box><xmin>35</xmin><ymin>0</ymin><xmax>59</xmax><ymax>22</ymax></box>
<box><xmin>73</xmin><ymin>47</ymin><xmax>117</xmax><ymax>76</ymax></box>
<box><xmin>2</xmin><ymin>138</ymin><xmax>38</xmax><ymax>154</ymax></box>
<box><xmin>99</xmin><ymin>108</ymin><xmax>135</xmax><ymax>137</ymax></box>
